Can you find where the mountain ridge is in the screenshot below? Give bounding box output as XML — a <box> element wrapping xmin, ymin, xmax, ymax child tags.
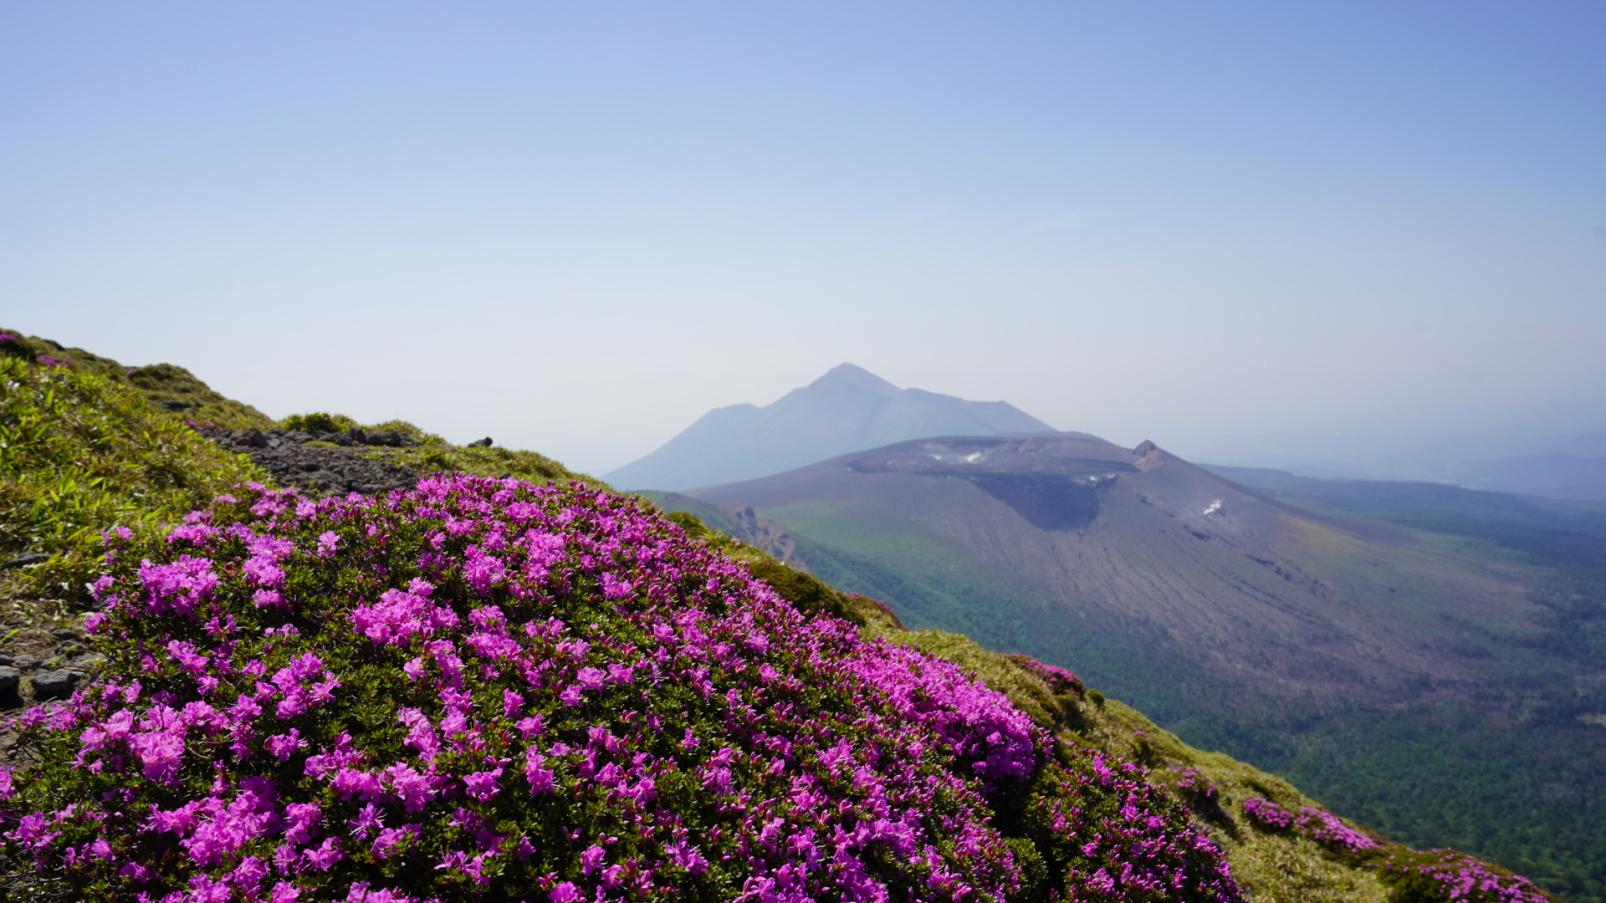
<box><xmin>606</xmin><ymin>363</ymin><xmax>1054</xmax><ymax>490</ymax></box>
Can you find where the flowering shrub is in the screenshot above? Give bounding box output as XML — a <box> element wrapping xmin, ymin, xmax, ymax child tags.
<box><xmin>1383</xmin><ymin>849</ymin><xmax>1549</xmax><ymax>903</ymax></box>
<box><xmin>1025</xmin><ymin>752</ymin><xmax>1243</xmax><ymax>901</ymax></box>
<box><xmin>1240</xmin><ymin>797</ymin><xmax>1378</xmax><ymax>853</ymax></box>
<box><xmin>1297</xmin><ymin>807</ymin><xmax>1380</xmax><ymax>853</ymax></box>
<box><xmin>0</xmin><ymin>475</ymin><xmax>1173</xmax><ymax>901</ymax></box>
<box><xmin>1007</xmin><ymin>655</ymin><xmax>1084</xmax><ymax>698</ymax></box>
<box><xmin>1240</xmin><ymin>797</ymin><xmax>1295</xmax><ymax>831</ymax></box>
<box><xmin>1171</xmin><ymin>768</ymin><xmax>1225</xmax><ymax>823</ymax></box>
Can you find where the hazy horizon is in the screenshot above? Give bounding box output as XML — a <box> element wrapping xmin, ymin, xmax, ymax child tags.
<box><xmin>6</xmin><ymin>3</ymin><xmax>1604</xmax><ymax>478</ymax></box>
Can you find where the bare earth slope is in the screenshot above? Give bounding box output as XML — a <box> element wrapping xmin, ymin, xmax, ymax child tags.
<box><xmin>693</xmin><ymin>433</ymin><xmax>1539</xmax><ymax>710</ymax></box>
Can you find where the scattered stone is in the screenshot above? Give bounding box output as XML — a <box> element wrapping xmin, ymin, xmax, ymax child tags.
<box><xmin>469</xmin><ymin>437</ymin><xmax>494</xmax><ymax>448</ymax></box>
<box><xmin>69</xmin><ymin>654</ymin><xmax>107</xmax><ymax>672</ymax></box>
<box><xmin>50</xmin><ymin>627</ymin><xmax>79</xmax><ymax>641</ymax></box>
<box><xmin>12</xmin><ymin>656</ymin><xmax>39</xmax><ymax>672</ymax></box>
<box><xmin>0</xmin><ymin>654</ymin><xmax>12</xmax><ymax>666</ymax></box>
<box><xmin>2</xmin><ymin>551</ymin><xmax>49</xmax><ymax>569</ymax></box>
<box><xmin>0</xmin><ymin>667</ymin><xmax>19</xmax><ymax>694</ymax></box>
<box><xmin>31</xmin><ymin>669</ymin><xmax>78</xmax><ymax>700</ymax></box>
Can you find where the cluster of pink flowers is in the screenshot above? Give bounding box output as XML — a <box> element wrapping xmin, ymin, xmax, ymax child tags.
<box><xmin>842</xmin><ymin>644</ymin><xmax>1042</xmax><ymax>786</ymax></box>
<box><xmin>1171</xmin><ymin>768</ymin><xmax>1221</xmax><ymax>817</ymax></box>
<box><xmin>1386</xmin><ymin>850</ymin><xmax>1550</xmax><ymax>903</ymax></box>
<box><xmin>1007</xmin><ymin>654</ymin><xmax>1084</xmax><ymax>697</ymax></box>
<box><xmin>4</xmin><ymin>475</ymin><xmax>1151</xmax><ymax>901</ymax></box>
<box><xmin>1240</xmin><ymin>797</ymin><xmax>1378</xmax><ymax>852</ymax></box>
<box><xmin>1239</xmin><ymin>797</ymin><xmax>1294</xmax><ymax>831</ymax></box>
<box><xmin>1027</xmin><ymin>753</ymin><xmax>1242</xmax><ymax>901</ymax></box>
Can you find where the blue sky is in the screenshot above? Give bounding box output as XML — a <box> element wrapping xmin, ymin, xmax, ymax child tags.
<box><xmin>4</xmin><ymin>2</ymin><xmax>1603</xmax><ymax>476</ymax></box>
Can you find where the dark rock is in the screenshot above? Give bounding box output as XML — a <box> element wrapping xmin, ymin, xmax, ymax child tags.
<box><xmin>50</xmin><ymin>628</ymin><xmax>79</xmax><ymax>641</ymax></box>
<box><xmin>369</xmin><ymin>430</ymin><xmax>419</xmax><ymax>448</ymax></box>
<box><xmin>161</xmin><ymin>399</ymin><xmax>196</xmax><ymax>411</ymax></box>
<box><xmin>0</xmin><ymin>667</ymin><xmax>19</xmax><ymax>694</ymax></box>
<box><xmin>31</xmin><ymin>669</ymin><xmax>79</xmax><ymax>700</ymax></box>
<box><xmin>70</xmin><ymin>654</ymin><xmax>107</xmax><ymax>672</ymax></box>
<box><xmin>240</xmin><ymin>428</ymin><xmax>269</xmax><ymax>448</ymax></box>
<box><xmin>3</xmin><ymin>551</ymin><xmax>49</xmax><ymax>569</ymax></box>
<box><xmin>469</xmin><ymin>437</ymin><xmax>494</xmax><ymax>448</ymax></box>
<box><xmin>0</xmin><ymin>654</ymin><xmax>13</xmax><ymax>666</ymax></box>
<box><xmin>12</xmin><ymin>656</ymin><xmax>39</xmax><ymax>672</ymax></box>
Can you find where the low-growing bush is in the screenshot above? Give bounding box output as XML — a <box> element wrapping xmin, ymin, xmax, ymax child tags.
<box><xmin>1171</xmin><ymin>768</ymin><xmax>1227</xmax><ymax>824</ymax></box>
<box><xmin>279</xmin><ymin>412</ymin><xmax>361</xmax><ymax>434</ymax></box>
<box><xmin>1382</xmin><ymin>849</ymin><xmax>1549</xmax><ymax>903</ymax></box>
<box><xmin>1025</xmin><ymin>751</ymin><xmax>1242</xmax><ymax>901</ymax></box>
<box><xmin>1241</xmin><ymin>797</ymin><xmax>1379</xmax><ymax>854</ymax></box>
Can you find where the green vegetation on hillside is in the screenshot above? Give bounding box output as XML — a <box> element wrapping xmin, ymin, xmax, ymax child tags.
<box><xmin>0</xmin><ymin>329</ymin><xmax>273</xmax><ymax>431</ymax></box>
<box><xmin>0</xmin><ymin>349</ymin><xmax>264</xmax><ymax>606</ymax></box>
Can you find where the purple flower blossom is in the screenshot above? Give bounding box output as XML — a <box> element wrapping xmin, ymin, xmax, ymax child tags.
<box><xmin>316</xmin><ymin>530</ymin><xmax>340</xmax><ymax>558</ymax></box>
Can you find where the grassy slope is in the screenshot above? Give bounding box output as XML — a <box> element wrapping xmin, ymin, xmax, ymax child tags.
<box><xmin>0</xmin><ymin>349</ymin><xmax>266</xmax><ymax>606</ymax></box>
<box><xmin>0</xmin><ymin>331</ymin><xmax>1552</xmax><ymax>901</ymax></box>
<box><xmin>2</xmin><ymin>330</ymin><xmax>274</xmax><ymax>431</ymax></box>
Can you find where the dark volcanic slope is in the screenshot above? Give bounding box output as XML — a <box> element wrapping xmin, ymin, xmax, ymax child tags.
<box><xmin>693</xmin><ymin>433</ymin><xmax>1540</xmax><ymax>707</ymax></box>
<box><xmin>606</xmin><ymin>363</ymin><xmax>1053</xmax><ymax>490</ymax></box>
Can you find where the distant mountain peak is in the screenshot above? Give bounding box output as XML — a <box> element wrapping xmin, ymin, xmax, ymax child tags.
<box><xmin>809</xmin><ymin>363</ymin><xmax>898</xmax><ymax>393</ymax></box>
<box><xmin>606</xmin><ymin>365</ymin><xmax>1054</xmax><ymax>490</ymax></box>
<box><xmin>1133</xmin><ymin>439</ymin><xmax>1168</xmax><ymax>471</ymax></box>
